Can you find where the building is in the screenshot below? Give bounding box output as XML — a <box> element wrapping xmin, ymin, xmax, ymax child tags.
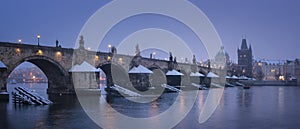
<box><xmin>238</xmin><ymin>38</ymin><xmax>253</xmax><ymax>78</ymax></box>
<box><xmin>253</xmin><ymin>59</ymin><xmax>285</xmax><ymax>80</ymax></box>
<box><xmin>295</xmin><ymin>59</ymin><xmax>300</xmax><ymax>85</ymax></box>
<box><xmin>214</xmin><ymin>46</ymin><xmax>230</xmax><ymax>69</ymax></box>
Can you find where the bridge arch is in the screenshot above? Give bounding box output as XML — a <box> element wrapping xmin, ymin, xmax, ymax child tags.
<box><xmin>97</xmin><ymin>62</ymin><xmax>130</xmax><ymax>87</ymax></box>
<box><xmin>7</xmin><ymin>55</ymin><xmax>71</xmax><ymax>93</ymax></box>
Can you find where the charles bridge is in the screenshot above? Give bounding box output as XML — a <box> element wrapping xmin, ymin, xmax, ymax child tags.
<box><xmin>0</xmin><ymin>37</ymin><xmax>211</xmax><ymax>95</ymax></box>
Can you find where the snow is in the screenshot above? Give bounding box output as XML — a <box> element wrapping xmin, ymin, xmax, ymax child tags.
<box><xmin>231</xmin><ymin>75</ymin><xmax>238</xmax><ymax>79</ymax></box>
<box><xmin>0</xmin><ymin>61</ymin><xmax>7</xmax><ymax>68</ymax></box>
<box><xmin>69</xmin><ymin>61</ymin><xmax>100</xmax><ymax>72</ymax></box>
<box><xmin>206</xmin><ymin>72</ymin><xmax>219</xmax><ymax>78</ymax></box>
<box><xmin>225</xmin><ymin>76</ymin><xmax>231</xmax><ymax>79</ymax></box>
<box><xmin>161</xmin><ymin>84</ymin><xmax>181</xmax><ymax>92</ymax></box>
<box><xmin>190</xmin><ymin>72</ymin><xmax>204</xmax><ymax>77</ymax></box>
<box><xmin>111</xmin><ymin>85</ymin><xmax>141</xmax><ymax>96</ymax></box>
<box><xmin>128</xmin><ymin>65</ymin><xmax>153</xmax><ymax>74</ymax></box>
<box><xmin>239</xmin><ymin>75</ymin><xmax>248</xmax><ymax>80</ymax></box>
<box><xmin>166</xmin><ymin>70</ymin><xmax>184</xmax><ymax>76</ymax></box>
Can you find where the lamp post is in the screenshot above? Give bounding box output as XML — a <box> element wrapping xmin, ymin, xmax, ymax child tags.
<box><xmin>108</xmin><ymin>44</ymin><xmax>112</xmax><ymax>53</ymax></box>
<box><xmin>18</xmin><ymin>38</ymin><xmax>22</xmax><ymax>44</ymax></box>
<box><xmin>37</xmin><ymin>34</ymin><xmax>40</xmax><ymax>46</ymax></box>
<box><xmin>152</xmin><ymin>52</ymin><xmax>156</xmax><ymax>59</ymax></box>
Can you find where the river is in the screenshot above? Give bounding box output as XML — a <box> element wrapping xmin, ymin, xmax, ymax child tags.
<box><xmin>1</xmin><ymin>83</ymin><xmax>300</xmax><ymax>129</ymax></box>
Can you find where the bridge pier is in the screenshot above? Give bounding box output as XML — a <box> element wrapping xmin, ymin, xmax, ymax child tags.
<box><xmin>0</xmin><ymin>70</ymin><xmax>9</xmax><ymax>101</ymax></box>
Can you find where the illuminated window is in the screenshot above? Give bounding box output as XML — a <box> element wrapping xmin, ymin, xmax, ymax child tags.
<box><xmin>271</xmin><ymin>69</ymin><xmax>276</xmax><ymax>73</ymax></box>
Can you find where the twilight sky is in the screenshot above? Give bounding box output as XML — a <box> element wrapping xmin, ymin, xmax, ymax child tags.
<box><xmin>0</xmin><ymin>0</ymin><xmax>299</xmax><ymax>62</ymax></box>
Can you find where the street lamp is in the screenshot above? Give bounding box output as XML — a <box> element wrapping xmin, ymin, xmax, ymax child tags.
<box><xmin>37</xmin><ymin>34</ymin><xmax>40</xmax><ymax>46</ymax></box>
<box><xmin>18</xmin><ymin>38</ymin><xmax>22</xmax><ymax>44</ymax></box>
<box><xmin>108</xmin><ymin>44</ymin><xmax>112</xmax><ymax>53</ymax></box>
<box><xmin>152</xmin><ymin>52</ymin><xmax>156</xmax><ymax>59</ymax></box>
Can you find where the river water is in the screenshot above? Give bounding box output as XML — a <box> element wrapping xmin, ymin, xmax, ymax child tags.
<box><xmin>1</xmin><ymin>83</ymin><xmax>300</xmax><ymax>129</ymax></box>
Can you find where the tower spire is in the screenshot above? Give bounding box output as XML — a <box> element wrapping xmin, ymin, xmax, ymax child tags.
<box><xmin>241</xmin><ymin>38</ymin><xmax>248</xmax><ymax>50</ymax></box>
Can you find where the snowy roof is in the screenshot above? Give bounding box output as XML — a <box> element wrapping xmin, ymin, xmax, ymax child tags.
<box><xmin>69</xmin><ymin>61</ymin><xmax>100</xmax><ymax>72</ymax></box>
<box><xmin>207</xmin><ymin>72</ymin><xmax>219</xmax><ymax>78</ymax></box>
<box><xmin>166</xmin><ymin>70</ymin><xmax>184</xmax><ymax>76</ymax></box>
<box><xmin>128</xmin><ymin>65</ymin><xmax>153</xmax><ymax>74</ymax></box>
<box><xmin>231</xmin><ymin>75</ymin><xmax>238</xmax><ymax>79</ymax></box>
<box><xmin>0</xmin><ymin>61</ymin><xmax>7</xmax><ymax>68</ymax></box>
<box><xmin>190</xmin><ymin>72</ymin><xmax>204</xmax><ymax>77</ymax></box>
<box><xmin>239</xmin><ymin>75</ymin><xmax>249</xmax><ymax>80</ymax></box>
<box><xmin>225</xmin><ymin>76</ymin><xmax>231</xmax><ymax>79</ymax></box>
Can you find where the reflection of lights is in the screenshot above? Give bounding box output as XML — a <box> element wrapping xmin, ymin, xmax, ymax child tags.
<box><xmin>36</xmin><ymin>50</ymin><xmax>43</xmax><ymax>55</ymax></box>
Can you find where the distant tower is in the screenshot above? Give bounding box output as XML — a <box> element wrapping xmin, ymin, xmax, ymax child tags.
<box><xmin>215</xmin><ymin>46</ymin><xmax>229</xmax><ymax>68</ymax></box>
<box><xmin>238</xmin><ymin>38</ymin><xmax>253</xmax><ymax>77</ymax></box>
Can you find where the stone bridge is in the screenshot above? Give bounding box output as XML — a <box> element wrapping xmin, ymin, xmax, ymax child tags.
<box><xmin>0</xmin><ymin>39</ymin><xmax>209</xmax><ymax>94</ymax></box>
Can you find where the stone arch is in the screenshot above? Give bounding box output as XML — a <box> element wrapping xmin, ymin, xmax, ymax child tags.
<box><xmin>97</xmin><ymin>62</ymin><xmax>130</xmax><ymax>87</ymax></box>
<box><xmin>7</xmin><ymin>55</ymin><xmax>72</xmax><ymax>93</ymax></box>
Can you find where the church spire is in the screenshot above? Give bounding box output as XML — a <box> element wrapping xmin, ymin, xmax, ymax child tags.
<box><xmin>249</xmin><ymin>44</ymin><xmax>252</xmax><ymax>51</ymax></box>
<box><xmin>241</xmin><ymin>38</ymin><xmax>248</xmax><ymax>50</ymax></box>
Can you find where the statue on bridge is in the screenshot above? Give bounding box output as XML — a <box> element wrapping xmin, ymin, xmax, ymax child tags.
<box><xmin>169</xmin><ymin>52</ymin><xmax>173</xmax><ymax>61</ymax></box>
<box><xmin>193</xmin><ymin>55</ymin><xmax>196</xmax><ymax>64</ymax></box>
<box><xmin>135</xmin><ymin>44</ymin><xmax>140</xmax><ymax>56</ymax></box>
<box><xmin>79</xmin><ymin>35</ymin><xmax>85</xmax><ymax>49</ymax></box>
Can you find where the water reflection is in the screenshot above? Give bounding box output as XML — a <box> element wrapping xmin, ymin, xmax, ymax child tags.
<box><xmin>2</xmin><ymin>84</ymin><xmax>300</xmax><ymax>129</ymax></box>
